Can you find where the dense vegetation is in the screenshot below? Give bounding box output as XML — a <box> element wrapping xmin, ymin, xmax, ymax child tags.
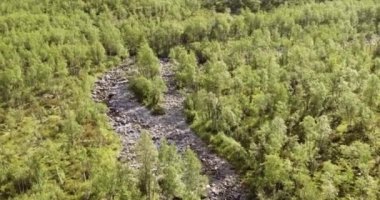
<box><xmin>177</xmin><ymin>1</ymin><xmax>380</xmax><ymax>199</ymax></box>
<box><xmin>1</xmin><ymin>0</ymin><xmax>379</xmax><ymax>199</ymax></box>
<box><xmin>175</xmin><ymin>1</ymin><xmax>380</xmax><ymax>199</ymax></box>
<box><xmin>130</xmin><ymin>44</ymin><xmax>167</xmax><ymax>113</ymax></box>
<box><xmin>0</xmin><ymin>1</ymin><xmax>205</xmax><ymax>199</ymax></box>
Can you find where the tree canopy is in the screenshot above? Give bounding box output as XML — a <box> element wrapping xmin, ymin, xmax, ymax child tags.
<box><xmin>1</xmin><ymin>0</ymin><xmax>379</xmax><ymax>199</ymax></box>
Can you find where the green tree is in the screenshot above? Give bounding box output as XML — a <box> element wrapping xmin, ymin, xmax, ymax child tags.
<box><xmin>100</xmin><ymin>22</ymin><xmax>124</xmax><ymax>56</ymax></box>
<box><xmin>170</xmin><ymin>47</ymin><xmax>198</xmax><ymax>89</ymax></box>
<box><xmin>210</xmin><ymin>14</ymin><xmax>231</xmax><ymax>41</ymax></box>
<box><xmin>130</xmin><ymin>76</ymin><xmax>167</xmax><ymax>108</ymax></box>
<box><xmin>363</xmin><ymin>74</ymin><xmax>380</xmax><ymax>108</ymax></box>
<box><xmin>89</xmin><ymin>42</ymin><xmax>106</xmax><ymax>65</ymax></box>
<box><xmin>158</xmin><ymin>140</ymin><xmax>183</xmax><ymax>199</ymax></box>
<box><xmin>233</xmin><ymin>65</ymin><xmax>260</xmax><ymax>102</ymax></box>
<box><xmin>0</xmin><ymin>64</ymin><xmax>23</xmax><ymax>103</ymax></box>
<box><xmin>183</xmin><ymin>16</ymin><xmax>212</xmax><ymax>43</ymax></box>
<box><xmin>149</xmin><ymin>21</ymin><xmax>184</xmax><ymax>57</ymax></box>
<box><xmin>201</xmin><ymin>59</ymin><xmax>232</xmax><ymax>95</ymax></box>
<box><xmin>256</xmin><ymin>154</ymin><xmax>292</xmax><ymax>199</ymax></box>
<box><xmin>338</xmin><ymin>92</ymin><xmax>361</xmax><ymax>125</ymax></box>
<box><xmin>120</xmin><ymin>21</ymin><xmax>146</xmax><ymax>55</ymax></box>
<box><xmin>256</xmin><ymin>117</ymin><xmax>287</xmax><ymax>155</ymax></box>
<box><xmin>181</xmin><ymin>149</ymin><xmax>208</xmax><ymax>199</ymax></box>
<box><xmin>136</xmin><ymin>44</ymin><xmax>160</xmax><ymax>79</ymax></box>
<box><xmin>92</xmin><ymin>163</ymin><xmax>141</xmax><ymax>200</ymax></box>
<box><xmin>136</xmin><ymin>131</ymin><xmax>159</xmax><ymax>200</ymax></box>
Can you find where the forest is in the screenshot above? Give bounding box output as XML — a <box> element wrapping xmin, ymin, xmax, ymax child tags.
<box><xmin>0</xmin><ymin>0</ymin><xmax>379</xmax><ymax>199</ymax></box>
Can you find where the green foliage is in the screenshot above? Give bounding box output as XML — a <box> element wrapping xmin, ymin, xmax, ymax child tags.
<box><xmin>99</xmin><ymin>21</ymin><xmax>125</xmax><ymax>57</ymax></box>
<box><xmin>89</xmin><ymin>42</ymin><xmax>106</xmax><ymax>66</ymax></box>
<box><xmin>120</xmin><ymin>21</ymin><xmax>146</xmax><ymax>55</ymax></box>
<box><xmin>158</xmin><ymin>140</ymin><xmax>183</xmax><ymax>199</ymax></box>
<box><xmin>1</xmin><ymin>0</ymin><xmax>380</xmax><ymax>199</ymax></box>
<box><xmin>135</xmin><ymin>132</ymin><xmax>208</xmax><ymax>200</ymax></box>
<box><xmin>209</xmin><ymin>133</ymin><xmax>248</xmax><ymax>168</ymax></box>
<box><xmin>136</xmin><ymin>44</ymin><xmax>160</xmax><ymax>79</ymax></box>
<box><xmin>130</xmin><ymin>76</ymin><xmax>167</xmax><ymax>108</ymax></box>
<box><xmin>131</xmin><ymin>43</ymin><xmax>167</xmax><ymax>109</ymax></box>
<box><xmin>136</xmin><ymin>131</ymin><xmax>159</xmax><ymax>200</ymax></box>
<box><xmin>174</xmin><ymin>0</ymin><xmax>380</xmax><ymax>199</ymax></box>
<box><xmin>169</xmin><ymin>47</ymin><xmax>198</xmax><ymax>89</ymax></box>
<box><xmin>149</xmin><ymin>21</ymin><xmax>184</xmax><ymax>57</ymax></box>
<box><xmin>91</xmin><ymin>163</ymin><xmax>141</xmax><ymax>200</ymax></box>
<box><xmin>181</xmin><ymin>149</ymin><xmax>208</xmax><ymax>199</ymax></box>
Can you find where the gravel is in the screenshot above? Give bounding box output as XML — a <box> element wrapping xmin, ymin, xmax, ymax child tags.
<box><xmin>92</xmin><ymin>59</ymin><xmax>248</xmax><ymax>200</ymax></box>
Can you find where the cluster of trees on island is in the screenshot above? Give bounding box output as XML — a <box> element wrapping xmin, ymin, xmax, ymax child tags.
<box><xmin>0</xmin><ymin>0</ymin><xmax>379</xmax><ymax>199</ymax></box>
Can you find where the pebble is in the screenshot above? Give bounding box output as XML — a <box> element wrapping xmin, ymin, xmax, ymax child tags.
<box><xmin>92</xmin><ymin>60</ymin><xmax>247</xmax><ymax>200</ymax></box>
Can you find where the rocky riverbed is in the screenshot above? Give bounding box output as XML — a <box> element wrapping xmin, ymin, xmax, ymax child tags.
<box><xmin>92</xmin><ymin>59</ymin><xmax>247</xmax><ymax>200</ymax></box>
